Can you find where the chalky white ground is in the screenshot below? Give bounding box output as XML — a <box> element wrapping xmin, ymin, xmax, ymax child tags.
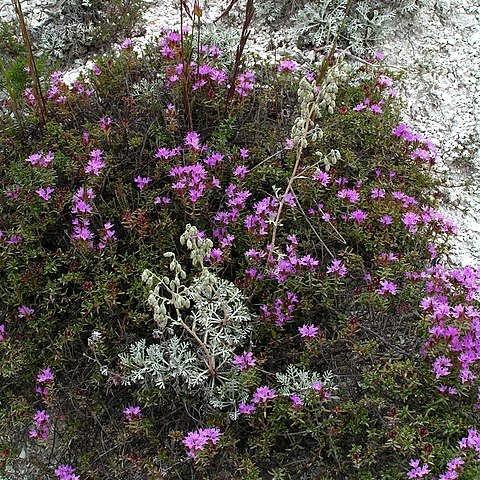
<box><xmin>1</xmin><ymin>0</ymin><xmax>480</xmax><ymax>266</ymax></box>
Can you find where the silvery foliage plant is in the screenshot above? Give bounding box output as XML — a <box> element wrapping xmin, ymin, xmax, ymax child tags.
<box><xmin>256</xmin><ymin>0</ymin><xmax>429</xmax><ymax>54</ymax></box>
<box><xmin>119</xmin><ymin>224</ymin><xmax>253</xmax><ymax>409</ymax></box>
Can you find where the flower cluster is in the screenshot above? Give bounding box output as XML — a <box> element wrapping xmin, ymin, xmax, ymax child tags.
<box><xmin>261</xmin><ymin>292</ymin><xmax>299</xmax><ymax>327</ymax></box>
<box><xmin>26</xmin><ymin>150</ymin><xmax>54</xmax><ymax>168</ymax></box>
<box><xmin>54</xmin><ymin>464</ymin><xmax>79</xmax><ymax>480</ymax></box>
<box><xmin>238</xmin><ymin>386</ymin><xmax>277</xmax><ymax>416</ymax></box>
<box><xmin>392</xmin><ymin>123</ymin><xmax>438</xmax><ymax>165</ymax></box>
<box><xmin>85</xmin><ymin>149</ymin><xmax>105</xmax><ymax>176</ymax></box>
<box><xmin>123</xmin><ymin>405</ymin><xmax>142</xmax><ymax>422</ymax></box>
<box><xmin>231</xmin><ymin>351</ymin><xmax>256</xmax><ymax>371</ymax></box>
<box><xmin>182</xmin><ymin>427</ymin><xmax>222</xmax><ymax>459</ymax></box>
<box><xmin>29</xmin><ymin>410</ymin><xmax>50</xmax><ymax>440</ymax></box>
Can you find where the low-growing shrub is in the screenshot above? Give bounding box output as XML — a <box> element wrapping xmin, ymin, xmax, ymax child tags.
<box><xmin>1</xmin><ymin>5</ymin><xmax>479</xmax><ymax>480</ymax></box>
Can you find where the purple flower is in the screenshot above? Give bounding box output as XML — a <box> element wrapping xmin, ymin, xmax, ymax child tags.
<box><xmin>290</xmin><ymin>394</ymin><xmax>304</xmax><ymax>409</ymax></box>
<box><xmin>379</xmin><ymin>215</ymin><xmax>393</xmax><ymax>227</ymax></box>
<box><xmin>37</xmin><ymin>367</ymin><xmax>54</xmax><ymax>383</ymax></box>
<box><xmin>182</xmin><ymin>427</ymin><xmax>222</xmax><ymax>458</ymax></box>
<box><xmin>54</xmin><ymin>464</ymin><xmax>79</xmax><ymax>480</ymax></box>
<box><xmin>5</xmin><ymin>185</ymin><xmax>20</xmax><ymax>199</ymax></box>
<box><xmin>378</xmin><ymin>280</ymin><xmax>398</xmax><ymax>296</ymax></box>
<box><xmin>277</xmin><ymin>59</ymin><xmax>298</xmax><ymax>72</ymax></box>
<box><xmin>7</xmin><ymin>234</ymin><xmax>23</xmax><ymax>246</ymax></box>
<box><xmin>123</xmin><ymin>405</ymin><xmax>142</xmax><ymax>422</ymax></box>
<box><xmin>369</xmin><ymin>104</ymin><xmax>383</xmax><ymax>114</ymax></box>
<box><xmin>26</xmin><ymin>151</ymin><xmax>53</xmax><ymax>168</ymax></box>
<box><xmin>377</xmin><ymin>75</ymin><xmax>393</xmax><ymax>87</ymax></box>
<box><xmin>433</xmin><ymin>356</ymin><xmax>453</xmax><ymax>379</ymax></box>
<box><xmin>326</xmin><ymin>259</ymin><xmax>348</xmax><ymax>277</ymax></box>
<box><xmin>337</xmin><ymin>188</ymin><xmax>360</xmax><ymax>203</ymax></box>
<box><xmin>402</xmin><ymin>211</ymin><xmax>421</xmax><ymax>233</ymax></box>
<box><xmin>235</xmin><ymin>71</ymin><xmax>254</xmax><ymax>97</ymax></box>
<box><xmin>203</xmin><ymin>152</ymin><xmax>224</xmax><ymax>167</ymax></box>
<box><xmin>120</xmin><ymin>38</ymin><xmax>132</xmax><ymax>49</ymax></box>
<box><xmin>134</xmin><ymin>176</ymin><xmax>152</xmax><ymax>190</ymax></box>
<box><xmin>99</xmin><ymin>117</ymin><xmax>112</xmax><ymax>134</ymax></box>
<box><xmin>252</xmin><ymin>386</ymin><xmax>277</xmax><ymax>404</ymax></box>
<box><xmin>350</xmin><ymin>209</ymin><xmax>367</xmax><ymax>223</ymax></box>
<box><xmin>0</xmin><ymin>325</ymin><xmax>6</xmax><ymax>341</ymax></box>
<box><xmin>407</xmin><ymin>459</ymin><xmax>431</xmax><ymax>479</ymax></box>
<box><xmin>184</xmin><ymin>131</ymin><xmax>201</xmax><ymax>151</ymax></box>
<box><xmin>238</xmin><ymin>402</ymin><xmax>256</xmax><ymax>415</ymax></box>
<box><xmin>299</xmin><ymin>324</ymin><xmax>319</xmax><ymax>339</ymax></box>
<box><xmin>31</xmin><ymin>410</ymin><xmax>50</xmax><ymax>440</ymax></box>
<box><xmin>232</xmin><ymin>352</ymin><xmax>256</xmax><ymax>371</ymax></box>
<box><xmin>313</xmin><ymin>170</ymin><xmax>331</xmax><ymax>186</ymax></box>
<box><xmin>36</xmin><ymin>186</ymin><xmax>55</xmax><ymax>201</ymax></box>
<box><xmin>18</xmin><ymin>305</ymin><xmax>35</xmax><ymax>318</ymax></box>
<box><xmin>85</xmin><ymin>149</ymin><xmax>105</xmax><ymax>176</ymax></box>
<box><xmin>233</xmin><ymin>165</ymin><xmax>250</xmax><ymax>178</ymax></box>
<box><xmin>370</xmin><ymin>188</ymin><xmax>385</xmax><ymax>199</ymax></box>
<box><xmin>154</xmin><ymin>196</ymin><xmax>171</xmax><ymax>206</ymax></box>
<box><xmin>91</xmin><ymin>64</ymin><xmax>101</xmax><ymax>76</ymax></box>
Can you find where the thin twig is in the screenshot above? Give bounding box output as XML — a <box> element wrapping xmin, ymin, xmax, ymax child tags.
<box><xmin>180</xmin><ymin>0</ymin><xmax>193</xmax><ymax>129</ymax></box>
<box><xmin>224</xmin><ymin>0</ymin><xmax>254</xmax><ymax>112</ymax></box>
<box><xmin>213</xmin><ymin>0</ymin><xmax>240</xmax><ymax>23</ymax></box>
<box><xmin>12</xmin><ymin>0</ymin><xmax>46</xmax><ymax>127</ymax></box>
<box><xmin>291</xmin><ymin>186</ymin><xmax>335</xmax><ymax>258</ymax></box>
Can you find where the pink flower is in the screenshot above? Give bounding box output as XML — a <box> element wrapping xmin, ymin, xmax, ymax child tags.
<box><xmin>120</xmin><ymin>38</ymin><xmax>132</xmax><ymax>49</ymax></box>
<box><xmin>252</xmin><ymin>386</ymin><xmax>277</xmax><ymax>404</ymax></box>
<box><xmin>402</xmin><ymin>211</ymin><xmax>421</xmax><ymax>233</ymax></box>
<box><xmin>369</xmin><ymin>104</ymin><xmax>383</xmax><ymax>114</ymax></box>
<box><xmin>54</xmin><ymin>464</ymin><xmax>79</xmax><ymax>480</ymax></box>
<box><xmin>7</xmin><ymin>235</ymin><xmax>23</xmax><ymax>246</ymax></box>
<box><xmin>378</xmin><ymin>280</ymin><xmax>398</xmax><ymax>296</ymax></box>
<box><xmin>18</xmin><ymin>305</ymin><xmax>35</xmax><ymax>318</ymax></box>
<box><xmin>85</xmin><ymin>149</ymin><xmax>105</xmax><ymax>176</ymax></box>
<box><xmin>36</xmin><ymin>186</ymin><xmax>55</xmax><ymax>201</ymax></box>
<box><xmin>433</xmin><ymin>356</ymin><xmax>453</xmax><ymax>379</ymax></box>
<box><xmin>313</xmin><ymin>170</ymin><xmax>331</xmax><ymax>186</ymax></box>
<box><xmin>123</xmin><ymin>405</ymin><xmax>142</xmax><ymax>421</ymax></box>
<box><xmin>184</xmin><ymin>131</ymin><xmax>201</xmax><ymax>151</ymax></box>
<box><xmin>277</xmin><ymin>59</ymin><xmax>298</xmax><ymax>72</ymax></box>
<box><xmin>134</xmin><ymin>176</ymin><xmax>152</xmax><ymax>190</ymax></box>
<box><xmin>299</xmin><ymin>324</ymin><xmax>319</xmax><ymax>339</ymax></box>
<box><xmin>407</xmin><ymin>459</ymin><xmax>431</xmax><ymax>479</ymax></box>
<box><xmin>99</xmin><ymin>117</ymin><xmax>112</xmax><ymax>134</ymax></box>
<box><xmin>37</xmin><ymin>367</ymin><xmax>54</xmax><ymax>383</ymax></box>
<box><xmin>26</xmin><ymin>150</ymin><xmax>53</xmax><ymax>168</ymax></box>
<box><xmin>232</xmin><ymin>352</ymin><xmax>256</xmax><ymax>371</ymax></box>
<box><xmin>350</xmin><ymin>209</ymin><xmax>367</xmax><ymax>223</ymax></box>
<box><xmin>0</xmin><ymin>325</ymin><xmax>6</xmax><ymax>342</ymax></box>
<box><xmin>312</xmin><ymin>381</ymin><xmax>331</xmax><ymax>398</ymax></box>
<box><xmin>379</xmin><ymin>215</ymin><xmax>393</xmax><ymax>227</ymax></box>
<box><xmin>326</xmin><ymin>259</ymin><xmax>348</xmax><ymax>277</ymax></box>
<box><xmin>290</xmin><ymin>394</ymin><xmax>304</xmax><ymax>409</ymax></box>
<box><xmin>238</xmin><ymin>402</ymin><xmax>256</xmax><ymax>415</ymax></box>
<box><xmin>377</xmin><ymin>75</ymin><xmax>393</xmax><ymax>87</ymax></box>
<box><xmin>235</xmin><ymin>71</ymin><xmax>254</xmax><ymax>97</ymax></box>
<box><xmin>182</xmin><ymin>428</ymin><xmax>222</xmax><ymax>458</ymax></box>
<box><xmin>233</xmin><ymin>165</ymin><xmax>250</xmax><ymax>178</ymax></box>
